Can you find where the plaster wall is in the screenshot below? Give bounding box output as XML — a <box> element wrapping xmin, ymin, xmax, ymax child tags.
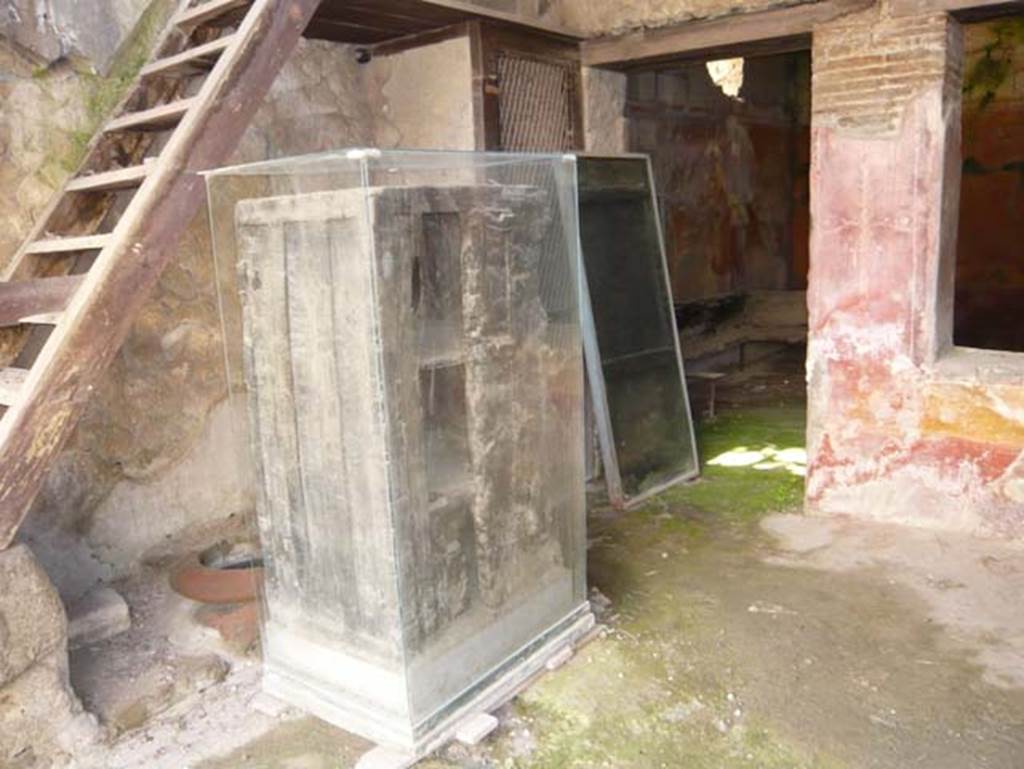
<box><xmin>364</xmin><ymin>36</ymin><xmax>476</xmax><ymax>151</ymax></box>
<box><xmin>2</xmin><ymin>17</ymin><xmax>476</xmax><ymax>596</ymax></box>
<box><xmin>806</xmin><ymin>4</ymin><xmax>1024</xmax><ymax>538</ymax></box>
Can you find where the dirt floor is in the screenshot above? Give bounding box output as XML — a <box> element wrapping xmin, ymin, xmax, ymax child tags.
<box><xmin>71</xmin><ymin>354</ymin><xmax>1024</xmax><ymax>769</ymax></box>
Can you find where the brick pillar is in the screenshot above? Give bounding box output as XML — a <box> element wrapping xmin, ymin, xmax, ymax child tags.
<box><xmin>805</xmin><ymin>5</ymin><xmax>975</xmax><ymax>527</ymax></box>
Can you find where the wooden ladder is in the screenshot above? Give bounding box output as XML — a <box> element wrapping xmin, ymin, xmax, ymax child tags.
<box><xmin>0</xmin><ymin>0</ymin><xmax>322</xmax><ymax>548</ymax></box>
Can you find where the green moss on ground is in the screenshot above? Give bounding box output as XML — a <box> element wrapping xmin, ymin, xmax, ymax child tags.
<box><xmin>482</xmin><ymin>405</ymin><xmax>835</xmax><ymax>769</ymax></box>
<box><xmin>650</xmin><ymin>405</ymin><xmax>806</xmax><ymax>522</ymax></box>
<box><xmin>496</xmin><ymin>634</ymin><xmax>844</xmax><ymax>769</ymax></box>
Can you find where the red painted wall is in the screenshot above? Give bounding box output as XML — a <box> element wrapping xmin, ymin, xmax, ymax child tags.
<box><xmin>807</xmin><ymin>9</ymin><xmax>1024</xmax><ymax>538</ymax></box>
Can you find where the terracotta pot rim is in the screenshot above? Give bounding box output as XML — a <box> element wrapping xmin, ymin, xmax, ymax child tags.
<box><xmin>169</xmin><ymin>548</ymin><xmax>263</xmax><ymax>605</ymax></box>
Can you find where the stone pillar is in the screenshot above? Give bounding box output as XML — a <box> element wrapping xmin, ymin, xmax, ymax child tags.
<box><xmin>805</xmin><ymin>5</ymin><xmax>984</xmax><ymax>528</ymax></box>
<box><xmin>0</xmin><ymin>545</ymin><xmax>98</xmax><ymax>767</ymax></box>
<box><xmin>581</xmin><ymin>67</ymin><xmax>628</xmax><ymax>154</ymax></box>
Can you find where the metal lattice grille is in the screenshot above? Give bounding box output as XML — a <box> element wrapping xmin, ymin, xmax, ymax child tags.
<box><xmin>496</xmin><ymin>53</ymin><xmax>577</xmax><ymax>151</ymax></box>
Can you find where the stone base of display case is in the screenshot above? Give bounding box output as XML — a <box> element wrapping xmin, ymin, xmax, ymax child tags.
<box><xmin>263</xmin><ymin>603</ymin><xmax>594</xmax><ymax>757</ymax></box>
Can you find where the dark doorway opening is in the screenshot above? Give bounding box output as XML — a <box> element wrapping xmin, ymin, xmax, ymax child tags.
<box><xmin>624</xmin><ymin>50</ymin><xmax>812</xmax><ymax>413</ymax></box>
<box><xmin>954</xmin><ymin>16</ymin><xmax>1024</xmax><ymax>353</ymax></box>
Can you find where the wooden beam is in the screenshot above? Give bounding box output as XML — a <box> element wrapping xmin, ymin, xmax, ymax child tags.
<box><xmin>176</xmin><ymin>0</ymin><xmax>250</xmax><ymax>30</ymax></box>
<box><xmin>303</xmin><ymin>18</ymin><xmax>400</xmax><ymax>44</ymax></box>
<box><xmin>65</xmin><ymin>164</ymin><xmax>150</xmax><ymax>193</ymax></box>
<box><xmin>370</xmin><ymin>21</ymin><xmax>470</xmax><ymax>57</ymax></box>
<box><xmin>25</xmin><ymin>234</ymin><xmax>112</xmax><ymax>254</ymax></box>
<box><xmin>315</xmin><ymin>1</ymin><xmax>444</xmax><ymax>32</ymax></box>
<box><xmin>308</xmin><ymin>0</ymin><xmax>581</xmax><ymax>43</ymax></box>
<box><xmin>141</xmin><ymin>35</ymin><xmax>236</xmax><ymax>78</ymax></box>
<box><xmin>0</xmin><ymin>276</ymin><xmax>83</xmax><ymax>328</ymax></box>
<box><xmin>18</xmin><ymin>313</ymin><xmax>63</xmax><ymax>326</ymax></box>
<box><xmin>581</xmin><ymin>0</ymin><xmax>873</xmax><ymax>70</ymax></box>
<box><xmin>106</xmin><ymin>97</ymin><xmax>196</xmax><ymax>132</ymax></box>
<box><xmin>890</xmin><ymin>0</ymin><xmax>1022</xmax><ymax>17</ymax></box>
<box><xmin>416</xmin><ymin>0</ymin><xmax>580</xmax><ymax>39</ymax></box>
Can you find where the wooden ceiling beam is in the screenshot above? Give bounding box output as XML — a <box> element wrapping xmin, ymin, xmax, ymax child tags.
<box><xmin>580</xmin><ymin>0</ymin><xmax>873</xmax><ymax>70</ymax></box>
<box><xmin>307</xmin><ymin>0</ymin><xmax>581</xmax><ymax>44</ymax></box>
<box><xmin>890</xmin><ymin>0</ymin><xmax>1023</xmax><ymax>18</ymax></box>
<box><xmin>408</xmin><ymin>0</ymin><xmax>579</xmax><ymax>39</ymax></box>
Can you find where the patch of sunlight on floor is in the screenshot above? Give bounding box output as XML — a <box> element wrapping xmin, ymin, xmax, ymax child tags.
<box><xmin>707</xmin><ymin>445</ymin><xmax>807</xmax><ymax>476</ymax></box>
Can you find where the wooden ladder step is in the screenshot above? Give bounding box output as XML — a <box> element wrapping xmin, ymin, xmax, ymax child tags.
<box><xmin>141</xmin><ymin>35</ymin><xmax>236</xmax><ymax>77</ymax></box>
<box><xmin>176</xmin><ymin>0</ymin><xmax>251</xmax><ymax>29</ymax></box>
<box><xmin>0</xmin><ymin>275</ymin><xmax>84</xmax><ymax>328</ymax></box>
<box><xmin>0</xmin><ymin>368</ymin><xmax>29</xmax><ymax>408</ymax></box>
<box><xmin>65</xmin><ymin>164</ymin><xmax>151</xmax><ymax>193</ymax></box>
<box><xmin>18</xmin><ymin>313</ymin><xmax>63</xmax><ymax>326</ymax></box>
<box><xmin>25</xmin><ymin>234</ymin><xmax>112</xmax><ymax>254</ymax></box>
<box><xmin>106</xmin><ymin>97</ymin><xmax>196</xmax><ymax>132</ymax></box>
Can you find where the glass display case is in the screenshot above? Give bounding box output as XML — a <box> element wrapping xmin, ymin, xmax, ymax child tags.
<box><xmin>205</xmin><ymin>150</ymin><xmax>592</xmax><ymax>755</ymax></box>
<box><xmin>577</xmin><ymin>155</ymin><xmax>699</xmax><ymax>507</ymax></box>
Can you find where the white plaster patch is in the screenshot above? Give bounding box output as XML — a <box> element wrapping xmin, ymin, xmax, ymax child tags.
<box><xmin>706</xmin><ymin>58</ymin><xmax>744</xmax><ymax>99</ymax></box>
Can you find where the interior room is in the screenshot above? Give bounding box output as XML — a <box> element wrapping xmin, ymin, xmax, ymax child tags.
<box><xmin>625</xmin><ymin>49</ymin><xmax>811</xmax><ymax>419</ymax></box>
<box><xmin>0</xmin><ymin>2</ymin><xmax>1021</xmax><ymax>768</ymax></box>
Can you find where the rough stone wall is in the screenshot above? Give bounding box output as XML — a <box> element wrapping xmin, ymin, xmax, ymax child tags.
<box><xmin>954</xmin><ymin>19</ymin><xmax>1024</xmax><ymax>352</ymax></box>
<box><xmin>628</xmin><ymin>53</ymin><xmax>811</xmax><ymax>303</ymax></box>
<box><xmin>806</xmin><ymin>3</ymin><xmax>1024</xmax><ymax>538</ymax></box>
<box><xmin>4</xmin><ymin>11</ymin><xmax>475</xmax><ymax>597</ymax></box>
<box><xmin>1</xmin><ymin>0</ymin><xmax>155</xmax><ymax>72</ymax></box>
<box><xmin>0</xmin><ymin>0</ymin><xmax>175</xmax><ymax>273</ymax></box>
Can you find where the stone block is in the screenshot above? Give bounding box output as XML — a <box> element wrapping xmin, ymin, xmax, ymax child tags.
<box><xmin>68</xmin><ymin>586</ymin><xmax>131</xmax><ymax>648</ymax></box>
<box><xmin>544</xmin><ymin>645</ymin><xmax>574</xmax><ymax>672</ymax></box>
<box><xmin>453</xmin><ymin>712</ymin><xmax>499</xmax><ymax>746</ymax></box>
<box><xmin>0</xmin><ymin>544</ymin><xmax>67</xmax><ymax>686</ymax></box>
<box><xmin>0</xmin><ymin>652</ymin><xmax>98</xmax><ymax>767</ymax></box>
<box><xmin>0</xmin><ymin>545</ymin><xmax>99</xmax><ymax>768</ymax></box>
<box><xmin>354</xmin><ymin>746</ymin><xmax>417</xmax><ymax>769</ymax></box>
